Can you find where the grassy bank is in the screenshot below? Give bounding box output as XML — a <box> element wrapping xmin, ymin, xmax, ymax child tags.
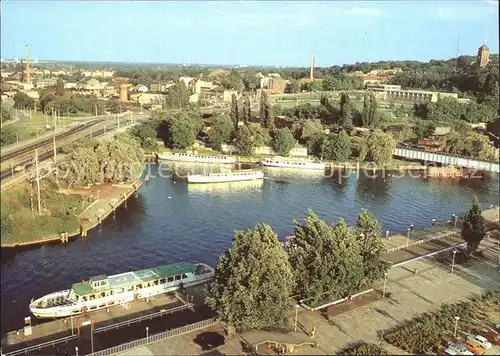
<box><xmin>1</xmin><ymin>179</ymin><xmax>86</xmax><ymax>246</ymax></box>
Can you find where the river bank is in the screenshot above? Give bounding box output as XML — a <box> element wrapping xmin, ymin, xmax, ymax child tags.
<box><xmin>0</xmin><ymin>181</ymin><xmax>142</xmax><ymax>248</ymax></box>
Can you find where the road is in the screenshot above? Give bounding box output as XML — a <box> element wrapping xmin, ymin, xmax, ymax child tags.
<box><xmin>0</xmin><ymin>115</ymin><xmax>149</xmax><ymax>184</ymax></box>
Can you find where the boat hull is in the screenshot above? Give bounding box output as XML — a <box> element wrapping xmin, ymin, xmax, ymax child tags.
<box><xmin>29</xmin><ymin>264</ymin><xmax>214</xmax><ymax>319</ymax></box>
<box><xmin>187</xmin><ymin>172</ymin><xmax>264</xmax><ymax>183</ymax></box>
<box><xmin>158</xmin><ymin>153</ymin><xmax>236</xmax><ymax>164</ymax></box>
<box><xmin>262</xmin><ymin>161</ymin><xmax>325</xmax><ymax>170</ymax></box>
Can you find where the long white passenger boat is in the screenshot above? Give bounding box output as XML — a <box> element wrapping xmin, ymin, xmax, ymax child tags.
<box><xmin>261</xmin><ymin>157</ymin><xmax>325</xmax><ymax>170</ymax></box>
<box><xmin>187</xmin><ymin>170</ymin><xmax>264</xmax><ymax>183</ymax></box>
<box><xmin>158</xmin><ymin>152</ymin><xmax>236</xmax><ymax>164</ymax></box>
<box><xmin>29</xmin><ymin>262</ymin><xmax>214</xmax><ymax>319</ymax></box>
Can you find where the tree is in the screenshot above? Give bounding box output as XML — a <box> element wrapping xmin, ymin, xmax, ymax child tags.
<box><xmin>206</xmin><ymin>224</ymin><xmax>294</xmax><ymax>331</ymax></box>
<box><xmin>413</xmin><ymin>120</ymin><xmax>436</xmax><ymax>139</ymax></box>
<box><xmin>39</xmin><ymin>91</ymin><xmax>57</xmax><ymax>113</ymax></box>
<box><xmin>359</xmin><ymin>130</ymin><xmax>396</xmax><ymax>167</ymax></box>
<box><xmin>234</xmin><ymin>125</ymin><xmax>253</xmax><ymax>156</ymax></box>
<box><xmin>323</xmin><ymin>130</ymin><xmax>352</xmax><ymax>162</ymax></box>
<box><xmin>0</xmin><ymin>126</ymin><xmax>16</xmax><ymax>147</ymax></box>
<box><xmin>57</xmin><ymin>145</ymin><xmax>101</xmax><ymax>188</ymax></box>
<box><xmin>264</xmin><ymin>105</ymin><xmax>276</xmax><ymax>132</ymax></box>
<box><xmin>106</xmin><ymin>98</ymin><xmax>123</xmax><ymax>114</ymax></box>
<box><xmin>369</xmin><ymin>92</ymin><xmax>378</xmax><ymax>127</ymax></box>
<box><xmin>272</xmin><ymin>128</ymin><xmax>296</xmax><ymax>156</ymax></box>
<box><xmin>208</xmin><ymin>113</ymin><xmax>233</xmax><ymax>150</ymax></box>
<box><xmin>56</xmin><ymin>78</ymin><xmax>65</xmax><ymax>96</ymax></box>
<box><xmin>260</xmin><ymin>91</ymin><xmax>269</xmax><ymax>124</ymax></box>
<box><xmin>288</xmin><ymin>211</ymin><xmax>364</xmax><ymax>307</ymax></box>
<box><xmin>461</xmin><ymin>195</ymin><xmax>485</xmax><ymax>254</ymax></box>
<box><xmin>13</xmin><ymin>91</ymin><xmax>35</xmax><ymax>109</ymax></box>
<box><xmin>355</xmin><ymin>210</ymin><xmax>391</xmax><ymax>288</ymax></box>
<box><xmin>340</xmin><ymin>93</ymin><xmax>353</xmax><ymax>127</ymax></box>
<box><xmin>170</xmin><ymin>112</ymin><xmax>203</xmax><ymax>149</ymax></box>
<box><xmin>247</xmin><ymin>122</ymin><xmax>271</xmax><ymax>147</ymax></box>
<box><xmin>362</xmin><ymin>92</ymin><xmax>370</xmax><ymax>127</ymax></box>
<box><xmin>96</xmin><ymin>133</ymin><xmax>145</xmax><ymax>183</ymax></box>
<box><xmin>300</xmin><ymin>119</ymin><xmax>324</xmax><ymax>143</ymax></box>
<box><xmin>1</xmin><ymin>106</ymin><xmax>11</xmax><ymax>123</ymax></box>
<box><xmin>290</xmin><ymin>79</ymin><xmax>301</xmax><ymax>93</ymax></box>
<box><xmin>242</xmin><ymin>94</ymin><xmax>251</xmax><ymax>124</ymax></box>
<box><xmin>230</xmin><ymin>94</ymin><xmax>239</xmax><ymax>128</ymax></box>
<box><xmin>130</xmin><ymin>122</ymin><xmax>157</xmax><ymax>152</ymax></box>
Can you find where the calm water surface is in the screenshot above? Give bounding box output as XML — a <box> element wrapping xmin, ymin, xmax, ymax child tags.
<box><xmin>1</xmin><ymin>164</ymin><xmax>499</xmax><ymax>333</ymax></box>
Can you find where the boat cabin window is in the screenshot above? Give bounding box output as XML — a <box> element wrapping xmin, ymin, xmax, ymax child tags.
<box><xmin>181</xmin><ymin>274</ymin><xmax>188</xmax><ymax>279</ymax></box>
<box><xmin>89</xmin><ymin>294</ymin><xmax>96</xmax><ymax>300</ymax></box>
<box><xmin>175</xmin><ymin>275</ymin><xmax>182</xmax><ymax>281</ymax></box>
<box><xmin>136</xmin><ymin>284</ymin><xmax>142</xmax><ymax>290</ymax></box>
<box><xmin>117</xmin><ymin>288</ymin><xmax>124</xmax><ymax>294</ymax></box>
<box><xmin>126</xmin><ymin>286</ymin><xmax>134</xmax><ymax>292</ymax></box>
<box><xmin>153</xmin><ymin>280</ymin><xmax>159</xmax><ymax>286</ymax></box>
<box><xmin>167</xmin><ymin>277</ymin><xmax>174</xmax><ymax>283</ymax></box>
<box><xmin>160</xmin><ymin>278</ymin><xmax>166</xmax><ymax>284</ymax></box>
<box><xmin>83</xmin><ymin>296</ymin><xmax>88</xmax><ymax>302</ymax></box>
<box><xmin>100</xmin><ymin>292</ymin><xmax>106</xmax><ymax>298</ymax></box>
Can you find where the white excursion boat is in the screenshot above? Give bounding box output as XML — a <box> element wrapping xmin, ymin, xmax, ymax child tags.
<box><xmin>29</xmin><ymin>262</ymin><xmax>214</xmax><ymax>319</ymax></box>
<box><xmin>261</xmin><ymin>157</ymin><xmax>325</xmax><ymax>170</ymax></box>
<box><xmin>187</xmin><ymin>170</ymin><xmax>264</xmax><ymax>183</ymax></box>
<box><xmin>158</xmin><ymin>152</ymin><xmax>236</xmax><ymax>164</ymax></box>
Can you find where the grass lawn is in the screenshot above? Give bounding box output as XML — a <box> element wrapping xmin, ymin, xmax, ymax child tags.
<box><xmin>1</xmin><ymin>178</ymin><xmax>86</xmax><ymax>245</ymax></box>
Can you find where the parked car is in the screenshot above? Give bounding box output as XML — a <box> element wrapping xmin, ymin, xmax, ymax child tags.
<box><xmin>445</xmin><ymin>348</ymin><xmax>459</xmax><ymax>355</ymax></box>
<box><xmin>467</xmin><ymin>334</ymin><xmax>492</xmax><ymax>350</ymax></box>
<box><xmin>484</xmin><ymin>332</ymin><xmax>500</xmax><ymax>346</ymax></box>
<box><xmin>448</xmin><ymin>343</ymin><xmax>475</xmax><ymax>355</ymax></box>
<box><xmin>464</xmin><ymin>340</ymin><xmax>485</xmax><ymax>355</ymax></box>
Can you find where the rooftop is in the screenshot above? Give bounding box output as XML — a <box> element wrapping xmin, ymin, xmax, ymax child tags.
<box><xmin>72</xmin><ymin>262</ymin><xmax>197</xmax><ymax>296</ymax></box>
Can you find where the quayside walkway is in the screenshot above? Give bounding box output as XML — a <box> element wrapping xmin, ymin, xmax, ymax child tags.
<box><xmin>393</xmin><ymin>147</ymin><xmax>500</xmax><ymax>173</ymax></box>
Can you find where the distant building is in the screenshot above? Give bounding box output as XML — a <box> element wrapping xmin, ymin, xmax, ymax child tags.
<box><xmin>223</xmin><ymin>90</ymin><xmax>239</xmax><ymax>102</ymax></box>
<box><xmin>133</xmin><ymin>84</ymin><xmax>149</xmax><ymax>93</ymax></box>
<box><xmin>189</xmin><ymin>93</ymin><xmax>199</xmax><ymax>103</ymax></box>
<box><xmin>179</xmin><ymin>76</ymin><xmax>195</xmax><ymax>90</ymax></box>
<box><xmin>194</xmin><ymin>80</ymin><xmax>217</xmax><ymax>94</ymax></box>
<box><xmin>477</xmin><ymin>42</ymin><xmax>490</xmax><ymax>68</ymax></box>
<box><xmin>366</xmin><ymin>84</ymin><xmax>458</xmax><ymax>103</ymax></box>
<box><xmin>361</xmin><ymin>75</ymin><xmax>389</xmax><ymax>87</ymax></box>
<box><xmin>267</xmin><ymin>77</ymin><xmax>287</xmax><ymax>94</ymax></box>
<box><xmin>150</xmin><ymin>82</ymin><xmax>175</xmax><ymax>92</ymax></box>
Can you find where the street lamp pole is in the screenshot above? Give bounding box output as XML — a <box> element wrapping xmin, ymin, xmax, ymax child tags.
<box><xmin>406</xmin><ymin>228</ymin><xmax>411</xmax><ymax>247</ymax></box>
<box><xmin>451</xmin><ymin>249</ymin><xmax>458</xmax><ymax>274</ymax></box>
<box><xmin>75</xmin><ymin>346</ymin><xmax>78</xmax><ymax>356</ymax></box>
<box><xmin>294</xmin><ymin>305</ymin><xmax>299</xmax><ymax>332</ymax></box>
<box><xmin>146</xmin><ymin>326</ymin><xmax>149</xmax><ymax>342</ymax></box>
<box><xmin>383</xmin><ymin>272</ymin><xmax>389</xmax><ymax>298</ymax></box>
<box><xmin>453</xmin><ymin>316</ymin><xmax>460</xmax><ymax>337</ymax></box>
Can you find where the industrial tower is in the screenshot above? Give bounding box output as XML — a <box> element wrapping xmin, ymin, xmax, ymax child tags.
<box><xmin>25</xmin><ymin>44</ymin><xmax>31</xmax><ymax>84</ymax></box>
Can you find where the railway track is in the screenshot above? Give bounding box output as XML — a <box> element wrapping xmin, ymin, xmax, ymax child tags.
<box><xmin>0</xmin><ymin>119</ymin><xmax>140</xmax><ymax>183</ymax></box>
<box><xmin>0</xmin><ymin>119</ymin><xmax>106</xmax><ymax>164</ymax></box>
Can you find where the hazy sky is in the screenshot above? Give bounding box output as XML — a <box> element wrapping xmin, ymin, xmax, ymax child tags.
<box><xmin>1</xmin><ymin>0</ymin><xmax>498</xmax><ymax>67</ymax></box>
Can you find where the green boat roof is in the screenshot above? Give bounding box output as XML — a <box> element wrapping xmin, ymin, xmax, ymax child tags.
<box><xmin>72</xmin><ymin>262</ymin><xmax>197</xmax><ymax>296</ymax></box>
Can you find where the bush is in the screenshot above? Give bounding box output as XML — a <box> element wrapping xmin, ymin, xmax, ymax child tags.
<box><xmin>383</xmin><ymin>292</ymin><xmax>498</xmax><ymax>354</ymax></box>
<box><xmin>337</xmin><ymin>343</ymin><xmax>389</xmax><ymax>355</ymax></box>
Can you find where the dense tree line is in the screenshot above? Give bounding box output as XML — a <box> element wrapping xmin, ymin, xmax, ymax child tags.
<box><xmin>57</xmin><ymin>133</ymin><xmax>144</xmax><ymax>188</ymax></box>
<box><xmin>206</xmin><ymin>209</ymin><xmax>389</xmax><ymax>331</ymax></box>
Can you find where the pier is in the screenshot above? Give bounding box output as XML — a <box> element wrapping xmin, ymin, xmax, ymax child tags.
<box><xmin>1</xmin><ymin>285</ymin><xmax>207</xmax><ymax>355</ymax></box>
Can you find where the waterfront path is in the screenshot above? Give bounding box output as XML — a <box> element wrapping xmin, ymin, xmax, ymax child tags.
<box><xmin>114</xmin><ymin>234</ymin><xmax>499</xmax><ymax>355</ymax></box>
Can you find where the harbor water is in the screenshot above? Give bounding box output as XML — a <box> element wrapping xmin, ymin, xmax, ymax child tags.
<box><xmin>1</xmin><ymin>164</ymin><xmax>499</xmax><ymax>334</ymax></box>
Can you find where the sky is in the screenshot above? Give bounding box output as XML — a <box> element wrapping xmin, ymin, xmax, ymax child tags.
<box><xmin>1</xmin><ymin>0</ymin><xmax>499</xmax><ymax>67</ymax></box>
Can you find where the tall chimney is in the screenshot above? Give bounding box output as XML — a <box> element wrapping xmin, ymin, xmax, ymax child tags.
<box><xmin>310</xmin><ymin>54</ymin><xmax>315</xmax><ymax>80</ymax></box>
<box><xmin>25</xmin><ymin>44</ymin><xmax>31</xmax><ymax>84</ymax></box>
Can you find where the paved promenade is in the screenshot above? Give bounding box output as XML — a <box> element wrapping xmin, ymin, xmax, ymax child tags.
<box><xmin>115</xmin><ymin>233</ymin><xmax>499</xmax><ymax>355</ymax></box>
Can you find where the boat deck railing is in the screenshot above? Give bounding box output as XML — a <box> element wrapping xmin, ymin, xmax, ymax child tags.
<box><xmin>3</xmin><ymin>334</ymin><xmax>79</xmax><ymax>356</ymax></box>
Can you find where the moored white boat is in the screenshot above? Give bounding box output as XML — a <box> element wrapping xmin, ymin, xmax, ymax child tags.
<box><xmin>158</xmin><ymin>152</ymin><xmax>236</xmax><ymax>164</ymax></box>
<box><xmin>29</xmin><ymin>262</ymin><xmax>214</xmax><ymax>319</ymax></box>
<box><xmin>187</xmin><ymin>170</ymin><xmax>264</xmax><ymax>183</ymax></box>
<box><xmin>261</xmin><ymin>157</ymin><xmax>325</xmax><ymax>170</ymax></box>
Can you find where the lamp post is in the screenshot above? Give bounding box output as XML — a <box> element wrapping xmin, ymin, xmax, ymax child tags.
<box><xmin>406</xmin><ymin>228</ymin><xmax>411</xmax><ymax>247</ymax></box>
<box><xmin>294</xmin><ymin>305</ymin><xmax>299</xmax><ymax>332</ymax></box>
<box><xmin>70</xmin><ymin>313</ymin><xmax>74</xmax><ymax>335</ymax></box>
<box><xmin>146</xmin><ymin>326</ymin><xmax>149</xmax><ymax>342</ymax></box>
<box><xmin>410</xmin><ymin>224</ymin><xmax>414</xmax><ymax>232</ymax></box>
<box><xmin>75</xmin><ymin>346</ymin><xmax>78</xmax><ymax>356</ymax></box>
<box><xmin>383</xmin><ymin>272</ymin><xmax>389</xmax><ymax>298</ymax></box>
<box><xmin>453</xmin><ymin>316</ymin><xmax>460</xmax><ymax>337</ymax></box>
<box><xmin>451</xmin><ymin>249</ymin><xmax>458</xmax><ymax>274</ymax></box>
